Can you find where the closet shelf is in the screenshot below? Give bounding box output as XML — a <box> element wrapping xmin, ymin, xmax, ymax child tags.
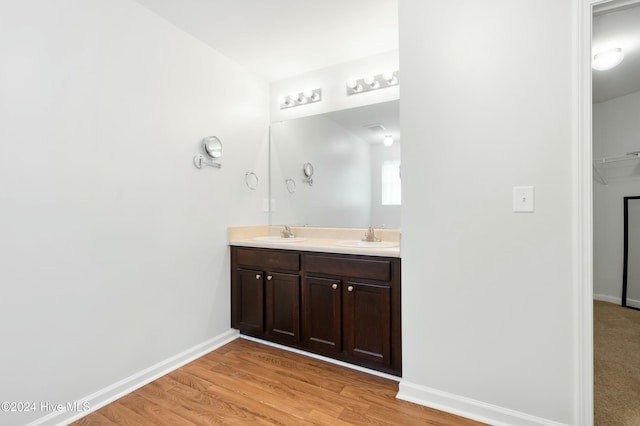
<box><xmin>594</xmin><ymin>151</ymin><xmax>640</xmax><ymax>165</ymax></box>
<box><xmin>593</xmin><ymin>151</ymin><xmax>640</xmax><ymax>186</ymax></box>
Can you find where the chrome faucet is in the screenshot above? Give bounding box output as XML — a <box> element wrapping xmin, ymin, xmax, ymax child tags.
<box><xmin>362</xmin><ymin>227</ymin><xmax>381</xmax><ymax>242</ymax></box>
<box><xmin>281</xmin><ymin>225</ymin><xmax>295</xmax><ymax>239</ymax></box>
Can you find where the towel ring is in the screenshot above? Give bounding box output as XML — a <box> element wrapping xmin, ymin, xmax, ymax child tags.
<box><xmin>245</xmin><ymin>172</ymin><xmax>259</xmax><ymax>190</ymax></box>
<box><xmin>285</xmin><ymin>178</ymin><xmax>296</xmax><ymax>194</ymax></box>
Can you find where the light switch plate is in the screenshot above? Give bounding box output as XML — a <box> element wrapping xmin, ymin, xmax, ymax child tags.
<box><xmin>513</xmin><ymin>186</ymin><xmax>534</xmax><ymax>212</ymax></box>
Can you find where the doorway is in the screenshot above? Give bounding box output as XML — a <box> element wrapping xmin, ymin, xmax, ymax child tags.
<box><xmin>590</xmin><ymin>0</ymin><xmax>640</xmax><ymax>424</ymax></box>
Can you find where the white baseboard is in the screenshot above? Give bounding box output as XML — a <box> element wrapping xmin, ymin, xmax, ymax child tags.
<box><xmin>593</xmin><ymin>293</ymin><xmax>640</xmax><ymax>309</ymax></box>
<box><xmin>27</xmin><ymin>329</ymin><xmax>239</xmax><ymax>426</ymax></box>
<box><xmin>593</xmin><ymin>293</ymin><xmax>620</xmax><ymax>304</ymax></box>
<box><xmin>397</xmin><ymin>380</ymin><xmax>569</xmax><ymax>426</ymax></box>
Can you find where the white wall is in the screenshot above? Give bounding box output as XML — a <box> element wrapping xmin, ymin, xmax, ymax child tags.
<box><xmin>270</xmin><ymin>50</ymin><xmax>400</xmax><ymax>122</ymax></box>
<box><xmin>0</xmin><ymin>1</ymin><xmax>268</xmax><ymax>425</ymax></box>
<box><xmin>270</xmin><ymin>115</ymin><xmax>372</xmax><ymax>227</ymax></box>
<box><xmin>398</xmin><ymin>1</ymin><xmax>576</xmax><ymax>425</ymax></box>
<box><xmin>593</xmin><ymin>90</ymin><xmax>640</xmax><ymax>304</ymax></box>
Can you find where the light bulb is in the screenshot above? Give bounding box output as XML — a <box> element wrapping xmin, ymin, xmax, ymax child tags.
<box><xmin>382</xmin><ymin>71</ymin><xmax>394</xmax><ymax>81</ymax></box>
<box><xmin>347</xmin><ymin>79</ymin><xmax>363</xmax><ymax>92</ymax></box>
<box><xmin>364</xmin><ymin>76</ymin><xmax>378</xmax><ymax>88</ymax></box>
<box><xmin>383</xmin><ymin>135</ymin><xmax>394</xmax><ymax>147</ymax></box>
<box><xmin>382</xmin><ymin>71</ymin><xmax>398</xmax><ymax>85</ymax></box>
<box><xmin>592</xmin><ymin>48</ymin><xmax>624</xmax><ymax>71</ymax></box>
<box><xmin>290</xmin><ymin>93</ymin><xmax>301</xmax><ymax>103</ymax></box>
<box><xmin>303</xmin><ymin>90</ymin><xmax>314</xmax><ymax>98</ymax></box>
<box><xmin>281</xmin><ymin>97</ymin><xmax>292</xmax><ymax>107</ymax></box>
<box><xmin>346</xmin><ymin>79</ymin><xmax>359</xmax><ymax>89</ymax></box>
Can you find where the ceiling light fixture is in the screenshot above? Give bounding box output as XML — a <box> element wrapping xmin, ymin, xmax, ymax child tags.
<box><xmin>346</xmin><ymin>70</ymin><xmax>399</xmax><ymax>96</ymax></box>
<box><xmin>383</xmin><ymin>135</ymin><xmax>394</xmax><ymax>147</ymax></box>
<box><xmin>279</xmin><ymin>88</ymin><xmax>322</xmax><ymax>109</ymax></box>
<box><xmin>592</xmin><ymin>47</ymin><xmax>624</xmax><ymax>71</ymax></box>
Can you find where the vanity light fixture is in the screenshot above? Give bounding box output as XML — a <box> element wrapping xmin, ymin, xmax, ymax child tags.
<box><xmin>346</xmin><ymin>70</ymin><xmax>399</xmax><ymax>96</ymax></box>
<box><xmin>279</xmin><ymin>88</ymin><xmax>322</xmax><ymax>109</ymax></box>
<box><xmin>383</xmin><ymin>135</ymin><xmax>394</xmax><ymax>147</ymax></box>
<box><xmin>592</xmin><ymin>47</ymin><xmax>624</xmax><ymax>71</ymax></box>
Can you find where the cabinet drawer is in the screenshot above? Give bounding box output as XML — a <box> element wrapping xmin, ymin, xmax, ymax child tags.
<box><xmin>304</xmin><ymin>254</ymin><xmax>391</xmax><ymax>282</ymax></box>
<box><xmin>236</xmin><ymin>248</ymin><xmax>300</xmax><ymax>271</ymax></box>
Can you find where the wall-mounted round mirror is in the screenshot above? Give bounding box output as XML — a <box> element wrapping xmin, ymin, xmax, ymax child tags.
<box><xmin>303</xmin><ymin>162</ymin><xmax>314</xmax><ymax>177</ymax></box>
<box><xmin>202</xmin><ymin>136</ymin><xmax>223</xmax><ymax>159</ymax></box>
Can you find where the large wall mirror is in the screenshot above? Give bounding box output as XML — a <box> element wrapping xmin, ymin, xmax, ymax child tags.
<box><xmin>270</xmin><ymin>100</ymin><xmax>400</xmax><ymax>228</ymax></box>
<box><xmin>623</xmin><ymin>196</ymin><xmax>640</xmax><ymax>310</ymax></box>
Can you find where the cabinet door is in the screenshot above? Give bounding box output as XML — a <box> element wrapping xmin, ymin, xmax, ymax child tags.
<box><xmin>302</xmin><ymin>276</ymin><xmax>342</xmax><ymax>353</ymax></box>
<box><xmin>343</xmin><ymin>281</ymin><xmax>391</xmax><ymax>366</ymax></box>
<box><xmin>231</xmin><ymin>268</ymin><xmax>264</xmax><ymax>332</ymax></box>
<box><xmin>265</xmin><ymin>272</ymin><xmax>300</xmax><ymax>343</ymax></box>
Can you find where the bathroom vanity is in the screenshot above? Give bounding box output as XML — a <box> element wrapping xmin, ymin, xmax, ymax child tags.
<box><xmin>229</xmin><ymin>227</ymin><xmax>401</xmax><ymax>376</ymax></box>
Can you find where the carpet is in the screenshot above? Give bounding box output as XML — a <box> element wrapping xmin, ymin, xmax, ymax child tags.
<box><xmin>594</xmin><ymin>300</ymin><xmax>640</xmax><ymax>425</ymax></box>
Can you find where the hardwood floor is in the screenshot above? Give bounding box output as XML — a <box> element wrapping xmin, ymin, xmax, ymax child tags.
<box><xmin>73</xmin><ymin>338</ymin><xmax>483</xmax><ymax>425</ymax></box>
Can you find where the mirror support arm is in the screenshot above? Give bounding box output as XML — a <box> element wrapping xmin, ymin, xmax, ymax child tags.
<box><xmin>194</xmin><ymin>154</ymin><xmax>221</xmax><ymax>169</ymax></box>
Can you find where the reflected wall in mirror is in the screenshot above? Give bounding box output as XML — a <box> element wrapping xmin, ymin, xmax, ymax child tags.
<box><xmin>623</xmin><ymin>196</ymin><xmax>640</xmax><ymax>310</ymax></box>
<box><xmin>270</xmin><ymin>100</ymin><xmax>400</xmax><ymax>228</ymax></box>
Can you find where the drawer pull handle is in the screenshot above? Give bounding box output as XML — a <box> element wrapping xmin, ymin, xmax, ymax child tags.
<box><xmin>347</xmin><ymin>285</ymin><xmax>353</xmax><ymax>292</ymax></box>
<box><xmin>255</xmin><ymin>274</ymin><xmax>262</xmax><ymax>280</ymax></box>
<box><xmin>267</xmin><ymin>275</ymin><xmax>273</xmax><ymax>281</ymax></box>
<box><xmin>332</xmin><ymin>283</ymin><xmax>338</xmax><ymax>290</ymax></box>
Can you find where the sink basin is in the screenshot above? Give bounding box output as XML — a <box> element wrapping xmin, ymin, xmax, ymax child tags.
<box><xmin>335</xmin><ymin>240</ymin><xmax>398</xmax><ymax>248</ymax></box>
<box><xmin>252</xmin><ymin>236</ymin><xmax>307</xmax><ymax>243</ymax></box>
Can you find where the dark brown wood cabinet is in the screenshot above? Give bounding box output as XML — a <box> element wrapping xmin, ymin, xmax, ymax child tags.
<box><xmin>233</xmin><ymin>268</ymin><xmax>265</xmax><ymax>332</ymax></box>
<box><xmin>231</xmin><ymin>247</ymin><xmax>301</xmax><ymax>344</ymax></box>
<box><xmin>302</xmin><ymin>276</ymin><xmax>342</xmax><ymax>353</ymax></box>
<box><xmin>265</xmin><ymin>272</ymin><xmax>300</xmax><ymax>343</ymax></box>
<box><xmin>343</xmin><ymin>280</ymin><xmax>391</xmax><ymax>365</ymax></box>
<box><xmin>231</xmin><ymin>246</ymin><xmax>401</xmax><ymax>376</ymax></box>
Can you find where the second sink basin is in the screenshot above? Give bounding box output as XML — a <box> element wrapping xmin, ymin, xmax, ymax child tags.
<box><xmin>335</xmin><ymin>240</ymin><xmax>399</xmax><ymax>248</ymax></box>
<box><xmin>252</xmin><ymin>236</ymin><xmax>307</xmax><ymax>243</ymax></box>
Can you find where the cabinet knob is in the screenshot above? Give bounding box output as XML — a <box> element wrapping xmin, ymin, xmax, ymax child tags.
<box><xmin>255</xmin><ymin>274</ymin><xmax>262</xmax><ymax>280</ymax></box>
<box><xmin>347</xmin><ymin>285</ymin><xmax>353</xmax><ymax>292</ymax></box>
<box><xmin>267</xmin><ymin>275</ymin><xmax>273</xmax><ymax>281</ymax></box>
<box><xmin>332</xmin><ymin>283</ymin><xmax>338</xmax><ymax>290</ymax></box>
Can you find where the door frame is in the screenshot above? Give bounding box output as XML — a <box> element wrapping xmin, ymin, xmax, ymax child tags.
<box><xmin>576</xmin><ymin>1</ymin><xmax>599</xmax><ymax>425</ymax></box>
<box><xmin>576</xmin><ymin>0</ymin><xmax>640</xmax><ymax>424</ymax></box>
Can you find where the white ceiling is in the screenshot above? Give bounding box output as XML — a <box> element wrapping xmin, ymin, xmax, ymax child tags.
<box><xmin>135</xmin><ymin>0</ymin><xmax>399</xmax><ymax>82</ymax></box>
<box><xmin>135</xmin><ymin>0</ymin><xmax>640</xmax><ymax>104</ymax></box>
<box><xmin>325</xmin><ymin>100</ymin><xmax>400</xmax><ymax>145</ymax></box>
<box><xmin>593</xmin><ymin>1</ymin><xmax>640</xmax><ymax>103</ymax></box>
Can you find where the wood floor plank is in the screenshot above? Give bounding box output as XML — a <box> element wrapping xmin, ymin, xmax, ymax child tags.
<box><xmin>72</xmin><ymin>338</ymin><xmax>484</xmax><ymax>426</ymax></box>
<box><xmin>74</xmin><ymin>411</ymin><xmax>118</xmax><ymax>426</ymax></box>
<box><xmin>340</xmin><ymin>384</ymin><xmax>481</xmax><ymax>425</ymax></box>
<box><xmin>117</xmin><ymin>393</ymin><xmax>198</xmax><ymax>426</ymax></box>
<box><xmin>134</xmin><ymin>381</ymin><xmax>223</xmax><ymax>425</ymax></box>
<box><xmin>93</xmin><ymin>402</ymin><xmax>152</xmax><ymax>426</ymax></box>
<box><xmin>221</xmin><ymin>341</ymin><xmax>393</xmax><ymax>394</ymax></box>
<box><xmin>168</xmin><ymin>374</ymin><xmax>316</xmax><ymax>426</ymax></box>
<box><xmin>199</xmin><ymin>365</ymin><xmax>313</xmax><ymax>420</ymax></box>
<box><xmin>193</xmin><ymin>356</ymin><xmax>370</xmax><ymax>417</ymax></box>
<box><xmin>306</xmin><ymin>409</ymin><xmax>354</xmax><ymax>426</ymax></box>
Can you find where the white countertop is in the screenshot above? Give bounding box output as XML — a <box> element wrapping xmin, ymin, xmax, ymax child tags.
<box><xmin>228</xmin><ymin>226</ymin><xmax>401</xmax><ymax>258</ymax></box>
